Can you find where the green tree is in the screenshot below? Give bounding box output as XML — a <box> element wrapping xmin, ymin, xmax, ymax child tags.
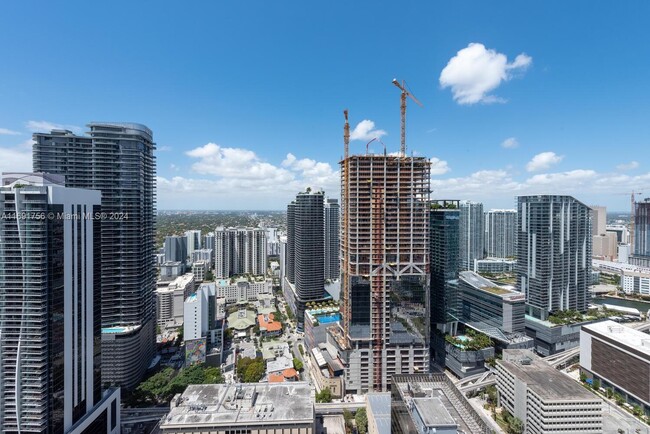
<box><xmin>343</xmin><ymin>409</ymin><xmax>353</xmax><ymax>432</ymax></box>
<box><xmin>355</xmin><ymin>408</ymin><xmax>368</xmax><ymax>434</ymax></box>
<box><xmin>237</xmin><ymin>356</ymin><xmax>265</xmax><ymax>383</ymax></box>
<box><xmin>315</xmin><ymin>387</ymin><xmax>333</xmax><ymax>403</ymax></box>
<box><xmin>293</xmin><ymin>358</ymin><xmax>303</xmax><ymax>371</ymax></box>
<box><xmin>592</xmin><ymin>379</ymin><xmax>601</xmax><ymax>390</ymax></box>
<box><xmin>605</xmin><ymin>388</ymin><xmax>613</xmax><ymax>398</ymax></box>
<box><xmin>508</xmin><ymin>416</ymin><xmax>524</xmax><ymax>434</ymax></box>
<box><xmin>205</xmin><ymin>270</ymin><xmax>214</xmax><ymax>281</ymax></box>
<box><xmin>579</xmin><ymin>372</ymin><xmax>587</xmax><ymax>382</ymax></box>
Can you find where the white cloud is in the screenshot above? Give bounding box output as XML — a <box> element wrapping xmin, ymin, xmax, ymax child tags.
<box><xmin>526</xmin><ymin>151</ymin><xmax>563</xmax><ymax>172</ymax></box>
<box><xmin>350</xmin><ymin>120</ymin><xmax>387</xmax><ymax>141</ymax></box>
<box><xmin>0</xmin><ymin>140</ymin><xmax>34</xmax><ymax>174</ymax></box>
<box><xmin>25</xmin><ymin>120</ymin><xmax>82</xmax><ymax>134</ymax></box>
<box><xmin>0</xmin><ymin>128</ymin><xmax>20</xmax><ymax>135</ymax></box>
<box><xmin>616</xmin><ymin>161</ymin><xmax>639</xmax><ymax>171</ymax></box>
<box><xmin>158</xmin><ymin>144</ymin><xmax>341</xmax><ymax>209</ymax></box>
<box><xmin>430</xmin><ymin>157</ymin><xmax>450</xmax><ymax>175</ymax></box>
<box><xmin>159</xmin><ymin>145</ymin><xmax>172</xmax><ymax>152</ymax></box>
<box><xmin>501</xmin><ymin>137</ymin><xmax>519</xmax><ymax>149</ymax></box>
<box><xmin>439</xmin><ymin>43</ymin><xmax>532</xmax><ymax>105</ymax></box>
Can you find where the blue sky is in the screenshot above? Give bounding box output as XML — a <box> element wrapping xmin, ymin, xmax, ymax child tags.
<box><xmin>1</xmin><ymin>1</ymin><xmax>649</xmax><ymax>211</ymax></box>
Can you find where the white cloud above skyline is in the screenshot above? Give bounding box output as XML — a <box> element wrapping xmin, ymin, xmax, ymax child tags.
<box><xmin>25</xmin><ymin>120</ymin><xmax>82</xmax><ymax>134</ymax></box>
<box><xmin>430</xmin><ymin>157</ymin><xmax>450</xmax><ymax>175</ymax></box>
<box><xmin>617</xmin><ymin>161</ymin><xmax>639</xmax><ymax>171</ymax></box>
<box><xmin>526</xmin><ymin>151</ymin><xmax>563</xmax><ymax>172</ymax></box>
<box><xmin>0</xmin><ymin>128</ymin><xmax>20</xmax><ymax>135</ymax></box>
<box><xmin>501</xmin><ymin>137</ymin><xmax>519</xmax><ymax>149</ymax></box>
<box><xmin>439</xmin><ymin>43</ymin><xmax>532</xmax><ymax>105</ymax></box>
<box><xmin>349</xmin><ymin>120</ymin><xmax>387</xmax><ymax>141</ymax></box>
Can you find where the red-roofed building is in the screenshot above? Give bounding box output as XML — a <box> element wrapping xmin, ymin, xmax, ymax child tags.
<box><xmin>282</xmin><ymin>368</ymin><xmax>299</xmax><ymax>381</ymax></box>
<box><xmin>258</xmin><ymin>313</ymin><xmax>282</xmax><ymax>337</ymax></box>
<box><xmin>268</xmin><ymin>372</ymin><xmax>285</xmax><ymax>383</ymax></box>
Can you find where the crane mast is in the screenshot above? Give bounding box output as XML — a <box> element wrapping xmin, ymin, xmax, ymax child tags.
<box><xmin>392</xmin><ymin>78</ymin><xmax>423</xmax><ymax>156</ymax></box>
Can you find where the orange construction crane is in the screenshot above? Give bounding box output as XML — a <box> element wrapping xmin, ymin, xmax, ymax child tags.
<box><xmin>392</xmin><ymin>78</ymin><xmax>423</xmax><ymax>156</ymax></box>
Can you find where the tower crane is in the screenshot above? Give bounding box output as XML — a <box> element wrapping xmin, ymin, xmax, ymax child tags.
<box><xmin>392</xmin><ymin>78</ymin><xmax>423</xmax><ymax>156</ymax></box>
<box><xmin>343</xmin><ymin>109</ymin><xmax>350</xmax><ymax>160</ymax></box>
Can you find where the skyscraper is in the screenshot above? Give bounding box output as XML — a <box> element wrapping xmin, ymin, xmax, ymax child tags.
<box><xmin>164</xmin><ymin>235</ymin><xmax>188</xmax><ymax>263</ymax></box>
<box><xmin>285</xmin><ymin>190</ymin><xmax>325</xmax><ymax>329</ymax></box>
<box><xmin>429</xmin><ymin>200</ymin><xmax>461</xmax><ymax>365</ymax></box>
<box><xmin>459</xmin><ymin>201</ymin><xmax>484</xmax><ymax>271</ymax></box>
<box><xmin>484</xmin><ymin>209</ymin><xmax>516</xmax><ymax>259</ymax></box>
<box><xmin>591</xmin><ymin>205</ymin><xmax>607</xmax><ymax>236</ymax></box>
<box><xmin>203</xmin><ymin>232</ymin><xmax>215</xmax><ymax>253</ymax></box>
<box><xmin>185</xmin><ymin>229</ymin><xmax>201</xmax><ymax>260</ymax></box>
<box><xmin>213</xmin><ymin>227</ymin><xmax>267</xmax><ymax>278</ymax></box>
<box><xmin>33</xmin><ymin>122</ymin><xmax>156</xmax><ymax>390</ymax></box>
<box><xmin>324</xmin><ymin>198</ymin><xmax>340</xmax><ymax>281</ymax></box>
<box><xmin>286</xmin><ymin>202</ymin><xmax>296</xmax><ymax>284</ymax></box>
<box><xmin>634</xmin><ymin>199</ymin><xmax>650</xmax><ymax>257</ymax></box>
<box><xmin>338</xmin><ymin>154</ymin><xmax>430</xmax><ymax>392</ymax></box>
<box><xmin>516</xmin><ymin>195</ymin><xmax>592</xmax><ymax>320</ymax></box>
<box><xmin>0</xmin><ymin>173</ymin><xmax>120</xmax><ymax>434</ymax></box>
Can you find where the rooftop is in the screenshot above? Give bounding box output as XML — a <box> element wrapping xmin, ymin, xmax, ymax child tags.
<box><xmin>161</xmin><ymin>382</ymin><xmax>313</xmax><ymax>428</ymax></box>
<box><xmin>459</xmin><ymin>271</ymin><xmax>523</xmax><ymax>299</ymax></box>
<box><xmin>582</xmin><ymin>320</ymin><xmax>650</xmax><ymax>356</ymax></box>
<box><xmin>258</xmin><ymin>313</ymin><xmax>282</xmax><ymax>333</ymax></box>
<box><xmin>412</xmin><ymin>397</ymin><xmax>457</xmax><ymax>428</ymax></box>
<box><xmin>366</xmin><ymin>393</ymin><xmax>391</xmax><ymax>434</ymax></box>
<box><xmin>498</xmin><ymin>349</ymin><xmax>601</xmax><ymax>401</ymax></box>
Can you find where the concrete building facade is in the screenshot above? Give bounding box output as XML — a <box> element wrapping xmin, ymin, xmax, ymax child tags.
<box><xmin>33</xmin><ymin>122</ymin><xmax>157</xmax><ymax>390</ymax></box>
<box><xmin>459</xmin><ymin>201</ymin><xmax>485</xmax><ymax>271</ymax></box>
<box><xmin>496</xmin><ymin>349</ymin><xmax>603</xmax><ymax>434</ymax></box>
<box><xmin>324</xmin><ymin>198</ymin><xmax>340</xmax><ymax>281</ymax></box>
<box><xmin>338</xmin><ymin>154</ymin><xmax>430</xmax><ymax>393</ymax></box>
<box><xmin>214</xmin><ymin>227</ymin><xmax>267</xmax><ymax>279</ymax></box>
<box><xmin>0</xmin><ymin>173</ymin><xmax>119</xmax><ymax>434</ymax></box>
<box><xmin>484</xmin><ymin>209</ymin><xmax>517</xmax><ymax>259</ymax></box>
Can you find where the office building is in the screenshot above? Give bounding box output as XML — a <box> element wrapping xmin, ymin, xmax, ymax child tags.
<box><xmin>517</xmin><ymin>195</ymin><xmax>592</xmax><ymax>320</ymax></box>
<box><xmin>338</xmin><ymin>153</ymin><xmax>430</xmax><ymax>392</ymax></box>
<box><xmin>160</xmin><ymin>383</ymin><xmax>315</xmax><ymax>434</ymax></box>
<box><xmin>203</xmin><ymin>232</ymin><xmax>215</xmax><ymax>252</ymax></box>
<box><xmin>473</xmin><ymin>257</ymin><xmax>516</xmax><ymax>274</ymax></box>
<box><xmin>214</xmin><ymin>227</ymin><xmax>267</xmax><ymax>278</ymax></box>
<box><xmin>391</xmin><ymin>374</ymin><xmax>492</xmax><ymax>434</ymax></box>
<box><xmin>33</xmin><ymin>122</ymin><xmax>156</xmax><ymax>390</ymax></box>
<box><xmin>593</xmin><ymin>231</ymin><xmax>618</xmax><ymax>259</ymax></box>
<box><xmin>456</xmin><ymin>271</ymin><xmax>532</xmax><ymax>349</ymax></box>
<box><xmin>484</xmin><ymin>209</ymin><xmax>516</xmax><ymax>259</ymax></box>
<box><xmin>324</xmin><ymin>198</ymin><xmax>340</xmax><ymax>281</ymax></box>
<box><xmin>284</xmin><ymin>190</ymin><xmax>326</xmax><ymax>329</ymax></box>
<box><xmin>184</xmin><ymin>285</ymin><xmax>227</xmax><ymax>366</ymax></box>
<box><xmin>191</xmin><ymin>248</ymin><xmax>213</xmax><ymax>266</ymax></box>
<box><xmin>591</xmin><ymin>205</ymin><xmax>607</xmax><ymax>236</ymax></box>
<box><xmin>185</xmin><ymin>229</ymin><xmax>201</xmax><ymax>260</ymax></box>
<box><xmin>429</xmin><ymin>200</ymin><xmax>460</xmax><ymax>365</ymax></box>
<box><xmin>606</xmin><ymin>224</ymin><xmax>629</xmax><ymax>244</ymax></box>
<box><xmin>286</xmin><ymin>202</ymin><xmax>296</xmax><ymax>284</ymax></box>
<box><xmin>156</xmin><ymin>273</ymin><xmax>196</xmax><ymax>329</ymax></box>
<box><xmin>279</xmin><ymin>235</ymin><xmax>288</xmax><ymax>283</ymax></box>
<box><xmin>266</xmin><ymin>227</ymin><xmax>281</xmax><ymax>256</ymax></box>
<box><xmin>496</xmin><ymin>349</ymin><xmax>603</xmax><ymax>433</ymax></box>
<box><xmin>0</xmin><ymin>173</ymin><xmax>120</xmax><ymax>434</ymax></box>
<box><xmin>581</xmin><ymin>320</ymin><xmax>650</xmax><ymax>414</ymax></box>
<box><xmin>459</xmin><ymin>201</ymin><xmax>484</xmax><ymax>271</ymax></box>
<box><xmin>160</xmin><ymin>261</ymin><xmax>184</xmax><ymax>280</ymax></box>
<box><xmin>164</xmin><ymin>235</ymin><xmax>187</xmax><ymax>264</ymax></box>
<box><xmin>192</xmin><ymin>260</ymin><xmax>208</xmax><ymax>282</ymax></box>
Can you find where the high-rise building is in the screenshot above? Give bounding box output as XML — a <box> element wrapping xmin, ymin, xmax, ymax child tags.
<box><xmin>591</xmin><ymin>205</ymin><xmax>607</xmax><ymax>236</ymax></box>
<box><xmin>164</xmin><ymin>235</ymin><xmax>188</xmax><ymax>264</ymax></box>
<box><xmin>633</xmin><ymin>199</ymin><xmax>650</xmax><ymax>258</ymax></box>
<box><xmin>459</xmin><ymin>201</ymin><xmax>484</xmax><ymax>271</ymax></box>
<box><xmin>203</xmin><ymin>232</ymin><xmax>215</xmax><ymax>253</ymax></box>
<box><xmin>484</xmin><ymin>209</ymin><xmax>516</xmax><ymax>259</ymax></box>
<box><xmin>284</xmin><ymin>190</ymin><xmax>325</xmax><ymax>329</ymax></box>
<box><xmin>286</xmin><ymin>202</ymin><xmax>296</xmax><ymax>284</ymax></box>
<box><xmin>337</xmin><ymin>154</ymin><xmax>430</xmax><ymax>392</ymax></box>
<box><xmin>516</xmin><ymin>195</ymin><xmax>592</xmax><ymax>320</ymax></box>
<box><xmin>185</xmin><ymin>229</ymin><xmax>201</xmax><ymax>260</ymax></box>
<box><xmin>0</xmin><ymin>173</ymin><xmax>120</xmax><ymax>434</ymax></box>
<box><xmin>324</xmin><ymin>198</ymin><xmax>340</xmax><ymax>281</ymax></box>
<box><xmin>33</xmin><ymin>122</ymin><xmax>156</xmax><ymax>390</ymax></box>
<box><xmin>429</xmin><ymin>200</ymin><xmax>461</xmax><ymax>366</ymax></box>
<box><xmin>213</xmin><ymin>227</ymin><xmax>267</xmax><ymax>278</ymax></box>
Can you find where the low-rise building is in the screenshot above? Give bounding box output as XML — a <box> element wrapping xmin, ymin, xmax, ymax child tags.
<box><xmin>191</xmin><ymin>248</ymin><xmax>214</xmax><ymax>266</ymax></box>
<box><xmin>160</xmin><ymin>261</ymin><xmax>184</xmax><ymax>280</ymax></box>
<box><xmin>496</xmin><ymin>349</ymin><xmax>603</xmax><ymax>433</ymax></box>
<box><xmin>457</xmin><ymin>271</ymin><xmax>532</xmax><ymax>350</ymax></box>
<box><xmin>211</xmin><ymin>277</ymin><xmax>272</xmax><ymax>304</ymax></box>
<box><xmin>581</xmin><ymin>320</ymin><xmax>650</xmax><ymax>414</ymax></box>
<box><xmin>192</xmin><ymin>260</ymin><xmax>208</xmax><ymax>282</ymax></box>
<box><xmin>366</xmin><ymin>393</ymin><xmax>391</xmax><ymax>434</ymax></box>
<box><xmin>258</xmin><ymin>313</ymin><xmax>282</xmax><ymax>337</ymax></box>
<box><xmin>310</xmin><ymin>343</ymin><xmax>345</xmax><ymax>398</ymax></box>
<box><xmin>156</xmin><ymin>273</ymin><xmax>196</xmax><ymax>329</ymax></box>
<box><xmin>474</xmin><ymin>257</ymin><xmax>516</xmax><ymax>274</ymax></box>
<box><xmin>593</xmin><ymin>259</ymin><xmax>650</xmax><ymax>295</ymax></box>
<box><xmin>160</xmin><ymin>383</ymin><xmax>314</xmax><ymax>434</ymax></box>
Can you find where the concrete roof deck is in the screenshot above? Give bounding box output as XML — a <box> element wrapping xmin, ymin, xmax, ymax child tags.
<box><xmin>162</xmin><ymin>382</ymin><xmax>313</xmax><ymax>428</ymax></box>
<box><xmin>413</xmin><ymin>397</ymin><xmax>457</xmax><ymax>427</ymax></box>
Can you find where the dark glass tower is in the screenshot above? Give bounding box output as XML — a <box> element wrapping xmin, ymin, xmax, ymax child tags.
<box><xmin>324</xmin><ymin>198</ymin><xmax>340</xmax><ymax>281</ymax></box>
<box><xmin>429</xmin><ymin>200</ymin><xmax>460</xmax><ymax>366</ymax></box>
<box><xmin>33</xmin><ymin>123</ymin><xmax>156</xmax><ymax>390</ymax></box>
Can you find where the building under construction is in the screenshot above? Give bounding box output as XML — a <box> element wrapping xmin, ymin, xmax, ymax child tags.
<box><xmin>336</xmin><ymin>115</ymin><xmax>431</xmax><ymax>391</ymax></box>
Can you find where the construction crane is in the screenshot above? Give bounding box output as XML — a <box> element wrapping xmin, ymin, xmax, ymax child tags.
<box><xmin>392</xmin><ymin>78</ymin><xmax>423</xmax><ymax>156</ymax></box>
<box><xmin>343</xmin><ymin>109</ymin><xmax>350</xmax><ymax>160</ymax></box>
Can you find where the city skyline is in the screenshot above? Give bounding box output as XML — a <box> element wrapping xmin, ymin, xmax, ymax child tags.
<box><xmin>2</xmin><ymin>2</ymin><xmax>650</xmax><ymax>210</ymax></box>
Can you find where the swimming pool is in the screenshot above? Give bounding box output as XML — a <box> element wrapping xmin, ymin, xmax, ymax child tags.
<box><xmin>318</xmin><ymin>313</ymin><xmax>342</xmax><ymax>324</ymax></box>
